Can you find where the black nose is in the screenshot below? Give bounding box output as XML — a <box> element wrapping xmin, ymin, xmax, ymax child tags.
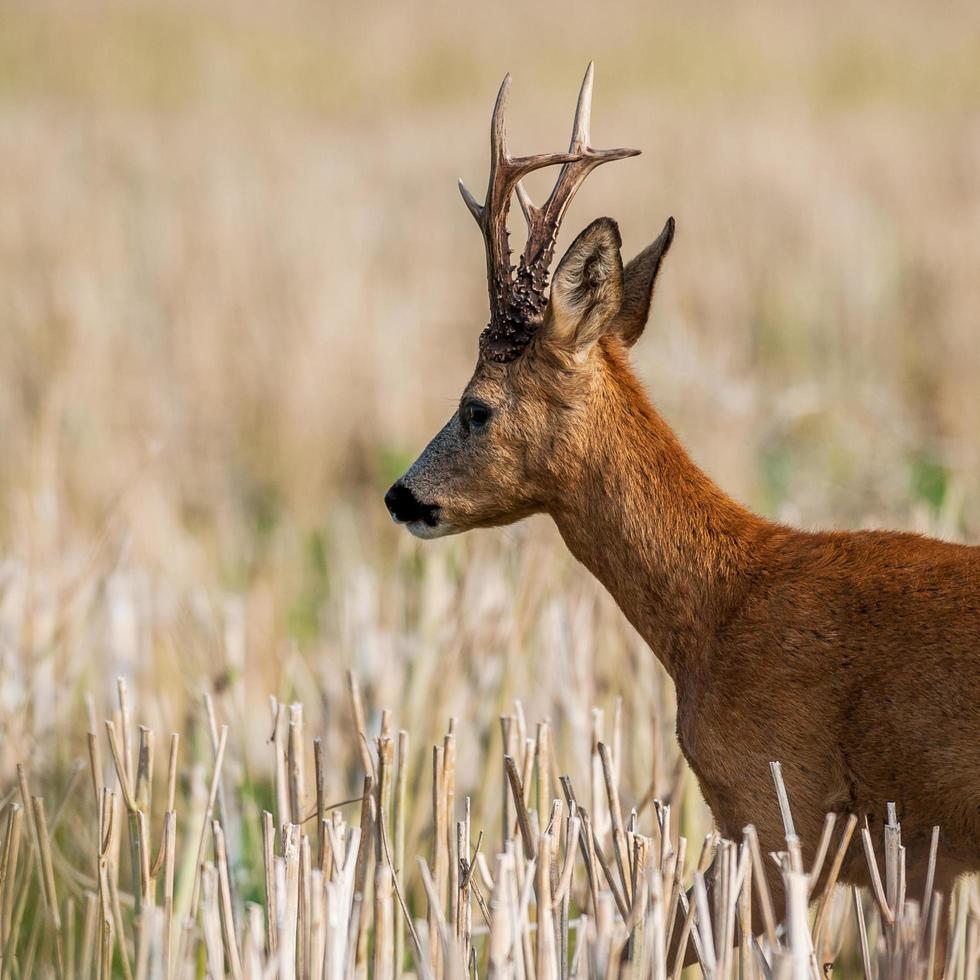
<box><xmin>384</xmin><ymin>482</ymin><xmax>439</xmax><ymax>526</ymax></box>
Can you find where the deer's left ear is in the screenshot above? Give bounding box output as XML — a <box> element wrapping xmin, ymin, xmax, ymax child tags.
<box><xmin>614</xmin><ymin>216</ymin><xmax>674</xmax><ymax>347</ymax></box>
<box><xmin>543</xmin><ymin>217</ymin><xmax>624</xmax><ymax>353</ymax></box>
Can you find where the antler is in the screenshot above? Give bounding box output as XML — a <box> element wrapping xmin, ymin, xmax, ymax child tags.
<box><xmin>458</xmin><ymin>63</ymin><xmax>640</xmax><ymax>362</ymax></box>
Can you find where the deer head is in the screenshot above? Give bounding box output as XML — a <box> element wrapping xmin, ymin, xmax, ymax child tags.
<box><xmin>385</xmin><ymin>65</ymin><xmax>674</xmax><ymax>538</ymax></box>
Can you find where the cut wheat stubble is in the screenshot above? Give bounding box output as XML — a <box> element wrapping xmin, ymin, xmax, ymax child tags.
<box><xmin>0</xmin><ymin>682</ymin><xmax>973</xmax><ymax>980</ymax></box>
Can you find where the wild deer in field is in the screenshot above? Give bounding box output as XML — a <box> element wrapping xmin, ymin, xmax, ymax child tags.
<box><xmin>384</xmin><ymin>65</ymin><xmax>980</xmax><ymax>970</ymax></box>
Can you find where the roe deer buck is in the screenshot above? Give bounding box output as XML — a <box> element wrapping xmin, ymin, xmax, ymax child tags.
<box><xmin>384</xmin><ymin>65</ymin><xmax>980</xmax><ymax>966</ymax></box>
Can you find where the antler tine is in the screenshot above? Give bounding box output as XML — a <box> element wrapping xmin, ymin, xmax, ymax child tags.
<box><xmin>503</xmin><ymin>64</ymin><xmax>597</xmax><ymax>231</ymax></box>
<box><xmin>489</xmin><ymin>72</ymin><xmax>511</xmax><ymax>170</ymax></box>
<box><xmin>458</xmin><ymin>74</ymin><xmax>510</xmax><ymax>226</ymax></box>
<box><xmin>519</xmin><ymin>63</ymin><xmax>640</xmax><ymax>277</ymax></box>
<box><xmin>458</xmin><ymin>179</ymin><xmax>483</xmax><ymax>223</ymax></box>
<box><xmin>570</xmin><ymin>60</ymin><xmax>594</xmax><ymax>151</ymax></box>
<box><xmin>514</xmin><ymin>62</ymin><xmax>596</xmax><ymax>223</ymax></box>
<box><xmin>515</xmin><ymin>180</ymin><xmax>534</xmax><ymax>226</ymax></box>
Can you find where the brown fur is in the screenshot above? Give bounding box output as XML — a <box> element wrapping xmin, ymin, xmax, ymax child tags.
<box><xmin>388</xmin><ymin>215</ymin><xmax>980</xmax><ymax>945</ymax></box>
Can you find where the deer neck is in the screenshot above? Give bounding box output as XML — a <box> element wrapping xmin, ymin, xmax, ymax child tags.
<box><xmin>549</xmin><ymin>348</ymin><xmax>762</xmax><ymax>680</ymax></box>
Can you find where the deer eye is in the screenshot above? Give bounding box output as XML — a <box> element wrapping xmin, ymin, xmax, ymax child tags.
<box><xmin>461</xmin><ymin>400</ymin><xmax>492</xmax><ymax>432</ymax></box>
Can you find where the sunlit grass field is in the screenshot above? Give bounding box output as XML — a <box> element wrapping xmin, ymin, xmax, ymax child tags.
<box><xmin>0</xmin><ymin>1</ymin><xmax>978</xmax><ymax>976</ymax></box>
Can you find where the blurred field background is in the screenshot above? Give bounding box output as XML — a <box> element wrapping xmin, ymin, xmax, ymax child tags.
<box><xmin>1</xmin><ymin>0</ymin><xmax>979</xmax><ymax>975</ymax></box>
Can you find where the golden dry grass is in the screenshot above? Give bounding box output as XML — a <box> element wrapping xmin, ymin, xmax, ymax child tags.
<box><xmin>0</xmin><ymin>1</ymin><xmax>979</xmax><ymax>976</ymax></box>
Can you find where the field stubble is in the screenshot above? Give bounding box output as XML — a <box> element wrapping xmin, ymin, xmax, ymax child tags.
<box><xmin>1</xmin><ymin>1</ymin><xmax>979</xmax><ymax>976</ymax></box>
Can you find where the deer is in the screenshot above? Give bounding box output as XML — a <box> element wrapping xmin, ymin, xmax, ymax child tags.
<box><xmin>384</xmin><ymin>65</ymin><xmax>980</xmax><ymax>972</ymax></box>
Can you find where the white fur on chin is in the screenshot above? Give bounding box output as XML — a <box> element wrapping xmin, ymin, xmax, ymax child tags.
<box><xmin>406</xmin><ymin>519</ymin><xmax>456</xmax><ymax>540</ymax></box>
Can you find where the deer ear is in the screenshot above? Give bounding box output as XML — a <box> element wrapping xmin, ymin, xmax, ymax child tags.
<box><xmin>544</xmin><ymin>217</ymin><xmax>624</xmax><ymax>353</ymax></box>
<box><xmin>615</xmin><ymin>217</ymin><xmax>674</xmax><ymax>347</ymax></box>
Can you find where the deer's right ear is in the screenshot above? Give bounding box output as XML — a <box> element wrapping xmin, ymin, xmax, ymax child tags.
<box><xmin>615</xmin><ymin>217</ymin><xmax>675</xmax><ymax>347</ymax></box>
<box><xmin>543</xmin><ymin>217</ymin><xmax>624</xmax><ymax>354</ymax></box>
